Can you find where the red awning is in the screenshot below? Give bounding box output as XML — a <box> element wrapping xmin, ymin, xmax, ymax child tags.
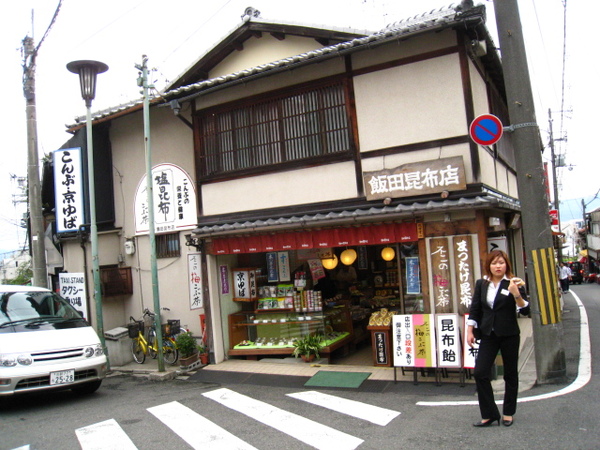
<box><xmin>208</xmin><ymin>222</ymin><xmax>418</xmax><ymax>255</ymax></box>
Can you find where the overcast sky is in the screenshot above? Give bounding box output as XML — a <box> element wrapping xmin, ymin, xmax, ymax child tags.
<box><xmin>1</xmin><ymin>0</ymin><xmax>598</xmax><ymax>255</ymax></box>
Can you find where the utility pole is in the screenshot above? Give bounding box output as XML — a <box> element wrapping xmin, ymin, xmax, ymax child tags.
<box><xmin>548</xmin><ymin>109</ymin><xmax>563</xmax><ymax>262</ymax></box>
<box><xmin>22</xmin><ymin>36</ymin><xmax>48</xmax><ymax>288</ymax></box>
<box><xmin>136</xmin><ymin>56</ymin><xmax>165</xmax><ymax>372</ymax></box>
<box><xmin>494</xmin><ymin>0</ymin><xmax>567</xmax><ymax>383</ymax></box>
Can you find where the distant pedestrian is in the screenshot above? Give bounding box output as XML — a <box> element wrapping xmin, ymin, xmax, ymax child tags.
<box><xmin>559</xmin><ymin>262</ymin><xmax>572</xmax><ymax>293</ymax></box>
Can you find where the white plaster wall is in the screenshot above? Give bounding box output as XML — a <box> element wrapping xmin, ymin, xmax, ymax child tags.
<box><xmin>354</xmin><ymin>53</ymin><xmax>466</xmax><ymax>151</ymax></box>
<box><xmin>210</xmin><ymin>35</ymin><xmax>329</xmax><ymax>79</ymax></box>
<box><xmin>202</xmin><ymin>161</ymin><xmax>358</xmax><ymax>215</ymax></box>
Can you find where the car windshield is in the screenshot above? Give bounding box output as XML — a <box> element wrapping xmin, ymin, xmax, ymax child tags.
<box><xmin>0</xmin><ymin>291</ymin><xmax>83</xmax><ymax>327</ymax></box>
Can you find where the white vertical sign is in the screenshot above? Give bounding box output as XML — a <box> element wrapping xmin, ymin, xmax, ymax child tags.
<box><xmin>58</xmin><ymin>272</ymin><xmax>88</xmax><ymax>320</ymax></box>
<box><xmin>392</xmin><ymin>314</ymin><xmax>414</xmax><ymax>367</ymax></box>
<box><xmin>54</xmin><ymin>148</ymin><xmax>85</xmax><ymax>233</ymax></box>
<box><xmin>435</xmin><ymin>314</ymin><xmax>461</xmax><ymax>368</ymax></box>
<box><xmin>188</xmin><ymin>253</ymin><xmax>203</xmax><ymax>309</ymax></box>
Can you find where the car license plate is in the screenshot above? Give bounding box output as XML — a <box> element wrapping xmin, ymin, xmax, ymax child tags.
<box><xmin>50</xmin><ymin>369</ymin><xmax>75</xmax><ymax>386</ymax></box>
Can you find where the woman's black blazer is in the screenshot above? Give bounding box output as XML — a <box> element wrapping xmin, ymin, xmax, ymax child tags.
<box><xmin>469</xmin><ymin>278</ymin><xmax>530</xmax><ymax>337</ymax></box>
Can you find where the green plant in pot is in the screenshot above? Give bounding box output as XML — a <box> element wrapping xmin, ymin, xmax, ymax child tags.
<box><xmin>292</xmin><ymin>334</ymin><xmax>323</xmax><ymax>362</ymax></box>
<box><xmin>175</xmin><ymin>331</ymin><xmax>199</xmax><ymax>365</ymax></box>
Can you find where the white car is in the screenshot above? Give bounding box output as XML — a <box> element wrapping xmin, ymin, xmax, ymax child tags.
<box><xmin>0</xmin><ymin>285</ymin><xmax>107</xmax><ymax>396</ymax></box>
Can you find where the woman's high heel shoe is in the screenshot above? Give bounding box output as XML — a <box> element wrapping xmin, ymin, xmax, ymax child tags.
<box><xmin>472</xmin><ymin>418</ymin><xmax>500</xmax><ymax>427</ymax></box>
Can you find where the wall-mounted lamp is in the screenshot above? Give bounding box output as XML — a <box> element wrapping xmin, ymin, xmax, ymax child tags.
<box><xmin>185</xmin><ymin>234</ymin><xmax>202</xmax><ymax>250</ymax></box>
<box><xmin>340</xmin><ymin>248</ymin><xmax>357</xmax><ymax>265</ymax></box>
<box><xmin>321</xmin><ymin>254</ymin><xmax>338</xmax><ymax>270</ymax></box>
<box><xmin>381</xmin><ymin>246</ymin><xmax>396</xmax><ymax>261</ymax></box>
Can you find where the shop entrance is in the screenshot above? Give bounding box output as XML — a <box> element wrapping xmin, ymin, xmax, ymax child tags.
<box><xmin>219</xmin><ymin>241</ymin><xmax>423</xmax><ymax>367</ymax></box>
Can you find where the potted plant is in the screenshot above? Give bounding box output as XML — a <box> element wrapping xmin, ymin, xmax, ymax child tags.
<box><xmin>197</xmin><ymin>343</ymin><xmax>209</xmax><ymax>365</ymax></box>
<box><xmin>292</xmin><ymin>334</ymin><xmax>324</xmax><ymax>362</ymax></box>
<box><xmin>176</xmin><ymin>331</ymin><xmax>199</xmax><ymax>367</ymax></box>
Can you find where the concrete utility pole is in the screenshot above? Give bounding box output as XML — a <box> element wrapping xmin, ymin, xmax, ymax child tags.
<box><xmin>547</xmin><ymin>109</ymin><xmax>563</xmax><ymax>262</ymax></box>
<box><xmin>22</xmin><ymin>36</ymin><xmax>48</xmax><ymax>288</ymax></box>
<box><xmin>494</xmin><ymin>0</ymin><xmax>566</xmax><ymax>383</ymax></box>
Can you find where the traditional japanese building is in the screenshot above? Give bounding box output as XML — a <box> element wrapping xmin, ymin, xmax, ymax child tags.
<box><xmin>45</xmin><ymin>2</ymin><xmax>526</xmax><ymax>368</ymax></box>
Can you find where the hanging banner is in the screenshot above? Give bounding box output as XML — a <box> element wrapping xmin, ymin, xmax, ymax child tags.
<box><xmin>219</xmin><ymin>265</ymin><xmax>230</xmax><ymax>294</ymax></box>
<box><xmin>58</xmin><ymin>272</ymin><xmax>87</xmax><ymax>320</ymax></box>
<box><xmin>463</xmin><ymin>314</ymin><xmax>480</xmax><ymax>369</ymax></box>
<box><xmin>134</xmin><ymin>163</ymin><xmax>197</xmax><ymax>234</ymax></box>
<box><xmin>393</xmin><ymin>314</ymin><xmax>436</xmax><ymax>368</ymax></box>
<box><xmin>453</xmin><ymin>236</ymin><xmax>475</xmax><ymax>314</ymax></box>
<box><xmin>266</xmin><ymin>252</ymin><xmax>279</xmax><ymax>282</ymax></box>
<box><xmin>405</xmin><ymin>256</ymin><xmax>421</xmax><ymax>295</ymax></box>
<box><xmin>188</xmin><ymin>253</ymin><xmax>203</xmax><ymax>309</ymax></box>
<box><xmin>54</xmin><ymin>148</ymin><xmax>85</xmax><ymax>233</ymax></box>
<box><xmin>435</xmin><ymin>314</ymin><xmax>461</xmax><ymax>368</ymax></box>
<box><xmin>277</xmin><ymin>252</ymin><xmax>291</xmax><ymax>282</ymax></box>
<box><xmin>429</xmin><ymin>238</ymin><xmax>453</xmax><ymax>313</ymax></box>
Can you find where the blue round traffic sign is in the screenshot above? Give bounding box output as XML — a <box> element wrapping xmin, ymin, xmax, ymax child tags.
<box><xmin>469</xmin><ymin>114</ymin><xmax>503</xmax><ymax>146</ymax></box>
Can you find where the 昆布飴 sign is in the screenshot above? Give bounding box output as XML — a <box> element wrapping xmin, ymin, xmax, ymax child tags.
<box><xmin>363</xmin><ymin>156</ymin><xmax>466</xmax><ymax>201</ymax></box>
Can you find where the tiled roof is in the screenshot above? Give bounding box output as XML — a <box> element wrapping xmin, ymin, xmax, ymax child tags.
<box><xmin>67</xmin><ymin>2</ymin><xmax>489</xmax><ymax>128</ymax></box>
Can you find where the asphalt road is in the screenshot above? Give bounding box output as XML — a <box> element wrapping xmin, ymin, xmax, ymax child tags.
<box><xmin>2</xmin><ymin>283</ymin><xmax>599</xmax><ymax>449</ymax></box>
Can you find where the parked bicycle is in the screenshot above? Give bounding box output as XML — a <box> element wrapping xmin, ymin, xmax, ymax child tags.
<box><xmin>128</xmin><ymin>309</ymin><xmax>178</xmax><ymax>365</ymax></box>
<box><xmin>145</xmin><ymin>308</ymin><xmax>185</xmax><ymax>361</ymax></box>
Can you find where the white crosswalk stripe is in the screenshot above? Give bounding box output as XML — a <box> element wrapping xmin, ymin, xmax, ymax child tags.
<box><xmin>202</xmin><ymin>387</ymin><xmax>364</xmax><ymax>450</ymax></box>
<box><xmin>75</xmin><ymin>418</ymin><xmax>138</xmax><ymax>450</ymax></box>
<box><xmin>148</xmin><ymin>401</ymin><xmax>256</xmax><ymax>449</ymax></box>
<box><xmin>286</xmin><ymin>390</ymin><xmax>401</xmax><ymax>426</ymax></box>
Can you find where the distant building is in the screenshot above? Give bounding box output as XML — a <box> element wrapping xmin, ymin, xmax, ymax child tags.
<box><xmin>0</xmin><ymin>251</ymin><xmax>31</xmax><ymax>283</ymax></box>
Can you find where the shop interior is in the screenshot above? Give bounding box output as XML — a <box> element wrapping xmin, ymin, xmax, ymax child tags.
<box><xmin>222</xmin><ymin>242</ymin><xmax>424</xmax><ymax>367</ymax></box>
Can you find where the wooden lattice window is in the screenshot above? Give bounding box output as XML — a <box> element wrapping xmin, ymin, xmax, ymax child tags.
<box><xmin>198</xmin><ymin>81</ymin><xmax>351</xmax><ymax>177</ymax></box>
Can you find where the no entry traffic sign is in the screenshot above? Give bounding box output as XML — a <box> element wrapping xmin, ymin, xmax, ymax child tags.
<box><xmin>469</xmin><ymin>114</ymin><xmax>503</xmax><ymax>146</ymax></box>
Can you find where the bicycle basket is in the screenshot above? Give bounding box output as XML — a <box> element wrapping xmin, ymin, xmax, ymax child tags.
<box><xmin>127</xmin><ymin>321</ymin><xmax>144</xmax><ymax>338</ymax></box>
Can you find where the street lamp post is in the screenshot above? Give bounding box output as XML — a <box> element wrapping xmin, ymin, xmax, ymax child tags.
<box><xmin>67</xmin><ymin>60</ymin><xmax>108</xmax><ymax>354</ymax></box>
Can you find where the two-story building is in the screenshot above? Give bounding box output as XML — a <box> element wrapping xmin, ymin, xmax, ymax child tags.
<box><xmin>45</xmin><ymin>2</ymin><xmax>526</xmax><ymax>367</ymax></box>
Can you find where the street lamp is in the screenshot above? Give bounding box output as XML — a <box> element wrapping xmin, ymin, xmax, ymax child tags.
<box><xmin>67</xmin><ymin>60</ymin><xmax>108</xmax><ymax>354</ymax></box>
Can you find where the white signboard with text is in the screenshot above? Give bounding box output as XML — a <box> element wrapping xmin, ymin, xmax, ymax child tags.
<box><xmin>58</xmin><ymin>272</ymin><xmax>88</xmax><ymax>320</ymax></box>
<box><xmin>435</xmin><ymin>314</ymin><xmax>462</xmax><ymax>368</ymax></box>
<box><xmin>54</xmin><ymin>148</ymin><xmax>85</xmax><ymax>233</ymax></box>
<box><xmin>134</xmin><ymin>163</ymin><xmax>197</xmax><ymax>235</ymax></box>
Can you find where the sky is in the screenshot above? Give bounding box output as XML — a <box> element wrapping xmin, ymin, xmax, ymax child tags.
<box><xmin>1</xmin><ymin>0</ymin><xmax>599</xmax><ymax>256</ymax></box>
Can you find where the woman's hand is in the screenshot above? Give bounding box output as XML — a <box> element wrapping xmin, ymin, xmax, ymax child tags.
<box><xmin>467</xmin><ymin>326</ymin><xmax>477</xmax><ymax>347</ymax></box>
<box><xmin>509</xmin><ymin>279</ymin><xmax>526</xmax><ymax>307</ymax></box>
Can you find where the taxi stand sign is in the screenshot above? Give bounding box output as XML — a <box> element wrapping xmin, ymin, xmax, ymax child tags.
<box><xmin>469</xmin><ymin>114</ymin><xmax>503</xmax><ymax>146</ymax></box>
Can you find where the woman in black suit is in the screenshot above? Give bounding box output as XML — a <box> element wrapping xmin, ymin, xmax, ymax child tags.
<box><xmin>467</xmin><ymin>250</ymin><xmax>529</xmax><ymax>427</ymax></box>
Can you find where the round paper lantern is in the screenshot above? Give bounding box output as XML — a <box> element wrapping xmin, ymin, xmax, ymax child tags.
<box><xmin>340</xmin><ymin>248</ymin><xmax>357</xmax><ymax>265</ymax></box>
<box><xmin>381</xmin><ymin>246</ymin><xmax>396</xmax><ymax>261</ymax></box>
<box><xmin>321</xmin><ymin>254</ymin><xmax>338</xmax><ymax>270</ymax></box>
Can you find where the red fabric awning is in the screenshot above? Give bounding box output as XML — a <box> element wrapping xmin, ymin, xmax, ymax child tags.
<box><xmin>208</xmin><ymin>222</ymin><xmax>418</xmax><ymax>255</ymax></box>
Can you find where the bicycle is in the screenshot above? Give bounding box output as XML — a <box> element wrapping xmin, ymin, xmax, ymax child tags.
<box><xmin>128</xmin><ymin>309</ymin><xmax>179</xmax><ymax>365</ymax></box>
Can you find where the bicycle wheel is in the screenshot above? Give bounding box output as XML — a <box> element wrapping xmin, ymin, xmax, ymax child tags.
<box><xmin>163</xmin><ymin>340</ymin><xmax>179</xmax><ymax>365</ymax></box>
<box><xmin>131</xmin><ymin>338</ymin><xmax>145</xmax><ymax>364</ymax></box>
<box><xmin>148</xmin><ymin>329</ymin><xmax>158</xmax><ymax>359</ymax></box>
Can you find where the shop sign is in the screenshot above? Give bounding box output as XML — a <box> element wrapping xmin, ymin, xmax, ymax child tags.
<box><xmin>232</xmin><ymin>268</ymin><xmax>258</xmax><ymax>301</ymax></box>
<box><xmin>429</xmin><ymin>238</ymin><xmax>453</xmax><ymax>313</ymax></box>
<box><xmin>453</xmin><ymin>236</ymin><xmax>475</xmax><ymax>314</ymax></box>
<box><xmin>363</xmin><ymin>156</ymin><xmax>466</xmax><ymax>201</ymax></box>
<box><xmin>277</xmin><ymin>252</ymin><xmax>291</xmax><ymax>282</ymax></box>
<box><xmin>58</xmin><ymin>272</ymin><xmax>87</xmax><ymax>320</ymax></box>
<box><xmin>219</xmin><ymin>265</ymin><xmax>229</xmax><ymax>294</ymax></box>
<box><xmin>463</xmin><ymin>314</ymin><xmax>480</xmax><ymax>369</ymax></box>
<box><xmin>405</xmin><ymin>256</ymin><xmax>420</xmax><ymax>295</ymax></box>
<box><xmin>188</xmin><ymin>253</ymin><xmax>203</xmax><ymax>309</ymax></box>
<box><xmin>374</xmin><ymin>331</ymin><xmax>388</xmax><ymax>365</ymax></box>
<box><xmin>392</xmin><ymin>314</ymin><xmax>436</xmax><ymax>368</ymax></box>
<box><xmin>435</xmin><ymin>314</ymin><xmax>461</xmax><ymax>368</ymax></box>
<box><xmin>266</xmin><ymin>252</ymin><xmax>279</xmax><ymax>282</ymax></box>
<box><xmin>134</xmin><ymin>163</ymin><xmax>197</xmax><ymax>235</ymax></box>
<box><xmin>53</xmin><ymin>148</ymin><xmax>85</xmax><ymax>233</ymax></box>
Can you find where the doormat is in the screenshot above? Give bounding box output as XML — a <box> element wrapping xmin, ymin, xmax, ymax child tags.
<box><xmin>304</xmin><ymin>371</ymin><xmax>371</xmax><ymax>389</ymax></box>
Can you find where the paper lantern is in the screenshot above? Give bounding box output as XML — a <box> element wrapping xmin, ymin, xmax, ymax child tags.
<box><xmin>340</xmin><ymin>248</ymin><xmax>357</xmax><ymax>265</ymax></box>
<box><xmin>381</xmin><ymin>247</ymin><xmax>396</xmax><ymax>261</ymax></box>
<box><xmin>321</xmin><ymin>254</ymin><xmax>338</xmax><ymax>270</ymax></box>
